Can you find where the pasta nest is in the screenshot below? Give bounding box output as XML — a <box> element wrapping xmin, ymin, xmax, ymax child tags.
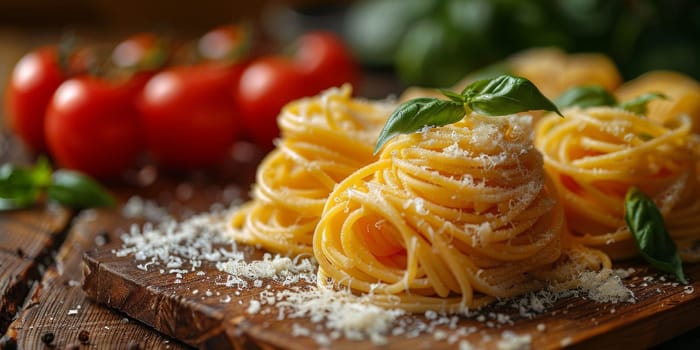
<box><xmin>230</xmin><ymin>85</ymin><xmax>393</xmax><ymax>255</ymax></box>
<box><xmin>535</xmin><ymin>107</ymin><xmax>700</xmax><ymax>261</ymax></box>
<box><xmin>314</xmin><ymin>115</ymin><xmax>599</xmax><ymax>312</ymax></box>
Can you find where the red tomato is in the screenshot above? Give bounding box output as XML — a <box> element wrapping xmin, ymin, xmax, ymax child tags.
<box><xmin>45</xmin><ymin>76</ymin><xmax>145</xmax><ymax>178</ymax></box>
<box><xmin>4</xmin><ymin>46</ymin><xmax>65</xmax><ymax>153</ymax></box>
<box><xmin>236</xmin><ymin>57</ymin><xmax>311</xmax><ymax>148</ymax></box>
<box><xmin>293</xmin><ymin>31</ymin><xmax>360</xmax><ymax>94</ymax></box>
<box><xmin>138</xmin><ymin>63</ymin><xmax>243</xmax><ymax>169</ymax></box>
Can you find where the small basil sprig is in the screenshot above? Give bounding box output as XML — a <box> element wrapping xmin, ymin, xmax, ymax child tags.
<box><xmin>374</xmin><ymin>75</ymin><xmax>561</xmax><ymax>154</ymax></box>
<box><xmin>625</xmin><ymin>187</ymin><xmax>687</xmax><ymax>284</ymax></box>
<box><xmin>555</xmin><ymin>85</ymin><xmax>667</xmax><ymax>115</ymax></box>
<box><xmin>0</xmin><ymin>158</ymin><xmax>51</xmax><ymax>209</ymax></box>
<box><xmin>555</xmin><ymin>85</ymin><xmax>617</xmax><ymax>109</ymax></box>
<box><xmin>619</xmin><ymin>92</ymin><xmax>667</xmax><ymax>115</ymax></box>
<box><xmin>0</xmin><ymin>158</ymin><xmax>114</xmax><ymax>210</ymax></box>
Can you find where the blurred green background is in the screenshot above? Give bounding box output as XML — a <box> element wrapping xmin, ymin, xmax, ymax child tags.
<box><xmin>345</xmin><ymin>0</ymin><xmax>700</xmax><ymax>87</ymax></box>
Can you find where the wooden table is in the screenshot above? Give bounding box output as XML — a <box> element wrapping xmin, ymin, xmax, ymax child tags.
<box><xmin>0</xmin><ymin>133</ymin><xmax>263</xmax><ymax>349</ymax></box>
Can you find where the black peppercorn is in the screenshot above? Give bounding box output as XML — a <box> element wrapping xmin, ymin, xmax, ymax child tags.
<box><xmin>78</xmin><ymin>330</ymin><xmax>89</xmax><ymax>344</ymax></box>
<box><xmin>40</xmin><ymin>332</ymin><xmax>54</xmax><ymax>345</ymax></box>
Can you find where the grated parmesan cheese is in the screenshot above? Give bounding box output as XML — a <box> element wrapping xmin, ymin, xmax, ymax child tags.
<box><xmin>497</xmin><ymin>330</ymin><xmax>532</xmax><ymax>350</ymax></box>
<box><xmin>112</xmin><ymin>200</ymin><xmax>639</xmax><ymax>348</ymax></box>
<box><xmin>459</xmin><ymin>340</ymin><xmax>475</xmax><ymax>350</ymax></box>
<box><xmin>247</xmin><ymin>300</ymin><xmax>261</xmax><ymax>314</ymax></box>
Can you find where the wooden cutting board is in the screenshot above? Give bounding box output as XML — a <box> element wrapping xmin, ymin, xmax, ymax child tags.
<box><xmin>83</xmin><ymin>239</ymin><xmax>700</xmax><ymax>350</ymax></box>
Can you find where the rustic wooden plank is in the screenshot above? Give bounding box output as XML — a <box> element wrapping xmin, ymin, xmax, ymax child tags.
<box><xmin>0</xmin><ymin>252</ymin><xmax>34</xmax><ymax>335</ymax></box>
<box><xmin>3</xmin><ymin>207</ymin><xmax>192</xmax><ymax>350</ymax></box>
<box><xmin>0</xmin><ymin>207</ymin><xmax>72</xmax><ymax>336</ymax></box>
<box><xmin>0</xmin><ymin>206</ymin><xmax>71</xmax><ymax>259</ymax></box>
<box><xmin>81</xmin><ymin>238</ymin><xmax>700</xmax><ymax>350</ymax></box>
<box><xmin>2</xmin><ymin>144</ymin><xmax>263</xmax><ymax>349</ymax></box>
<box><xmin>0</xmin><ymin>217</ymin><xmax>53</xmax><ymax>259</ymax></box>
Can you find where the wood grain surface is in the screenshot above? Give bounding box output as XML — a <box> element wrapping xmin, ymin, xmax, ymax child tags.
<box><xmin>4</xmin><ymin>207</ymin><xmax>191</xmax><ymax>350</ymax></box>
<box><xmin>82</xmin><ymin>234</ymin><xmax>700</xmax><ymax>349</ymax></box>
<box><xmin>0</xmin><ymin>205</ymin><xmax>71</xmax><ymax>332</ymax></box>
<box><xmin>0</xmin><ymin>132</ymin><xmax>262</xmax><ymax>349</ymax></box>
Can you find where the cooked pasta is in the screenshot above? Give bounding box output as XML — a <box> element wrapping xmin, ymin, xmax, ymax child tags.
<box><xmin>314</xmin><ymin>115</ymin><xmax>609</xmax><ymax>312</ymax></box>
<box><xmin>506</xmin><ymin>48</ymin><xmax>621</xmax><ymax>99</ymax></box>
<box><xmin>535</xmin><ymin>106</ymin><xmax>700</xmax><ymax>261</ymax></box>
<box><xmin>229</xmin><ymin>85</ymin><xmax>393</xmax><ymax>255</ymax></box>
<box><xmin>615</xmin><ymin>71</ymin><xmax>700</xmax><ymax>132</ymax></box>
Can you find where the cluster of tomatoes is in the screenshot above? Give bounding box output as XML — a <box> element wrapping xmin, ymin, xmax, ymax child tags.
<box><xmin>4</xmin><ymin>26</ymin><xmax>359</xmax><ymax>178</ymax></box>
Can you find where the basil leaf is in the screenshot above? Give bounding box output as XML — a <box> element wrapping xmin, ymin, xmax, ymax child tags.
<box><xmin>439</xmin><ymin>89</ymin><xmax>466</xmax><ymax>103</ymax></box>
<box><xmin>31</xmin><ymin>156</ymin><xmax>53</xmax><ymax>187</ymax></box>
<box><xmin>619</xmin><ymin>92</ymin><xmax>667</xmax><ymax>115</ymax></box>
<box><xmin>625</xmin><ymin>187</ymin><xmax>687</xmax><ymax>284</ymax></box>
<box><xmin>463</xmin><ymin>75</ymin><xmax>563</xmax><ymax>117</ymax></box>
<box><xmin>374</xmin><ymin>98</ymin><xmax>465</xmax><ymax>154</ymax></box>
<box><xmin>0</xmin><ymin>164</ymin><xmax>36</xmax><ymax>197</ymax></box>
<box><xmin>0</xmin><ymin>164</ymin><xmax>41</xmax><ymax>209</ymax></box>
<box><xmin>47</xmin><ymin>170</ymin><xmax>115</xmax><ymax>208</ymax></box>
<box><xmin>555</xmin><ymin>85</ymin><xmax>617</xmax><ymax>109</ymax></box>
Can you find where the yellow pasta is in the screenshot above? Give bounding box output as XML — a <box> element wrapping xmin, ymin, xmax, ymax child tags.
<box><xmin>535</xmin><ymin>106</ymin><xmax>700</xmax><ymax>261</ymax></box>
<box><xmin>314</xmin><ymin>115</ymin><xmax>609</xmax><ymax>312</ymax></box>
<box><xmin>507</xmin><ymin>48</ymin><xmax>621</xmax><ymax>99</ymax></box>
<box><xmin>615</xmin><ymin>71</ymin><xmax>700</xmax><ymax>132</ymax></box>
<box><xmin>229</xmin><ymin>85</ymin><xmax>393</xmax><ymax>255</ymax></box>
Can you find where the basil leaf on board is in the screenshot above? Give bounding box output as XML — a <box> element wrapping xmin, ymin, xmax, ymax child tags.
<box><xmin>31</xmin><ymin>156</ymin><xmax>53</xmax><ymax>187</ymax></box>
<box><xmin>0</xmin><ymin>164</ymin><xmax>42</xmax><ymax>209</ymax></box>
<box><xmin>374</xmin><ymin>98</ymin><xmax>465</xmax><ymax>154</ymax></box>
<box><xmin>463</xmin><ymin>75</ymin><xmax>563</xmax><ymax>117</ymax></box>
<box><xmin>47</xmin><ymin>170</ymin><xmax>115</xmax><ymax>208</ymax></box>
<box><xmin>619</xmin><ymin>92</ymin><xmax>667</xmax><ymax>115</ymax></box>
<box><xmin>625</xmin><ymin>187</ymin><xmax>687</xmax><ymax>284</ymax></box>
<box><xmin>555</xmin><ymin>85</ymin><xmax>617</xmax><ymax>109</ymax></box>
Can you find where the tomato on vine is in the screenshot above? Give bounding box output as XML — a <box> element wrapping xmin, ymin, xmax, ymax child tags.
<box><xmin>293</xmin><ymin>31</ymin><xmax>360</xmax><ymax>95</ymax></box>
<box><xmin>235</xmin><ymin>57</ymin><xmax>310</xmax><ymax>148</ymax></box>
<box><xmin>138</xmin><ymin>62</ymin><xmax>245</xmax><ymax>169</ymax></box>
<box><xmin>45</xmin><ymin>76</ymin><xmax>146</xmax><ymax>178</ymax></box>
<box><xmin>5</xmin><ymin>46</ymin><xmax>70</xmax><ymax>153</ymax></box>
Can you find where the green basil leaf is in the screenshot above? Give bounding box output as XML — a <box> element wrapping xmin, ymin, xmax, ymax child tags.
<box><xmin>0</xmin><ymin>164</ymin><xmax>41</xmax><ymax>209</ymax></box>
<box><xmin>374</xmin><ymin>98</ymin><xmax>465</xmax><ymax>154</ymax></box>
<box><xmin>47</xmin><ymin>170</ymin><xmax>115</xmax><ymax>208</ymax></box>
<box><xmin>0</xmin><ymin>164</ymin><xmax>35</xmax><ymax>197</ymax></box>
<box><xmin>555</xmin><ymin>85</ymin><xmax>617</xmax><ymax>109</ymax></box>
<box><xmin>463</xmin><ymin>75</ymin><xmax>563</xmax><ymax>117</ymax></box>
<box><xmin>31</xmin><ymin>156</ymin><xmax>53</xmax><ymax>187</ymax></box>
<box><xmin>439</xmin><ymin>89</ymin><xmax>466</xmax><ymax>103</ymax></box>
<box><xmin>619</xmin><ymin>92</ymin><xmax>667</xmax><ymax>115</ymax></box>
<box><xmin>625</xmin><ymin>187</ymin><xmax>687</xmax><ymax>284</ymax></box>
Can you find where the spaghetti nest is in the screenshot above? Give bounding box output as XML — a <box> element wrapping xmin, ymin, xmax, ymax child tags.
<box><xmin>230</xmin><ymin>85</ymin><xmax>393</xmax><ymax>256</ymax></box>
<box><xmin>535</xmin><ymin>107</ymin><xmax>700</xmax><ymax>261</ymax></box>
<box><xmin>314</xmin><ymin>115</ymin><xmax>608</xmax><ymax>313</ymax></box>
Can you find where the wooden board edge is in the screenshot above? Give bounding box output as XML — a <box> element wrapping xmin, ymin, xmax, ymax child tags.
<box><xmin>82</xmin><ymin>249</ymin><xmax>231</xmax><ymax>348</ymax></box>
